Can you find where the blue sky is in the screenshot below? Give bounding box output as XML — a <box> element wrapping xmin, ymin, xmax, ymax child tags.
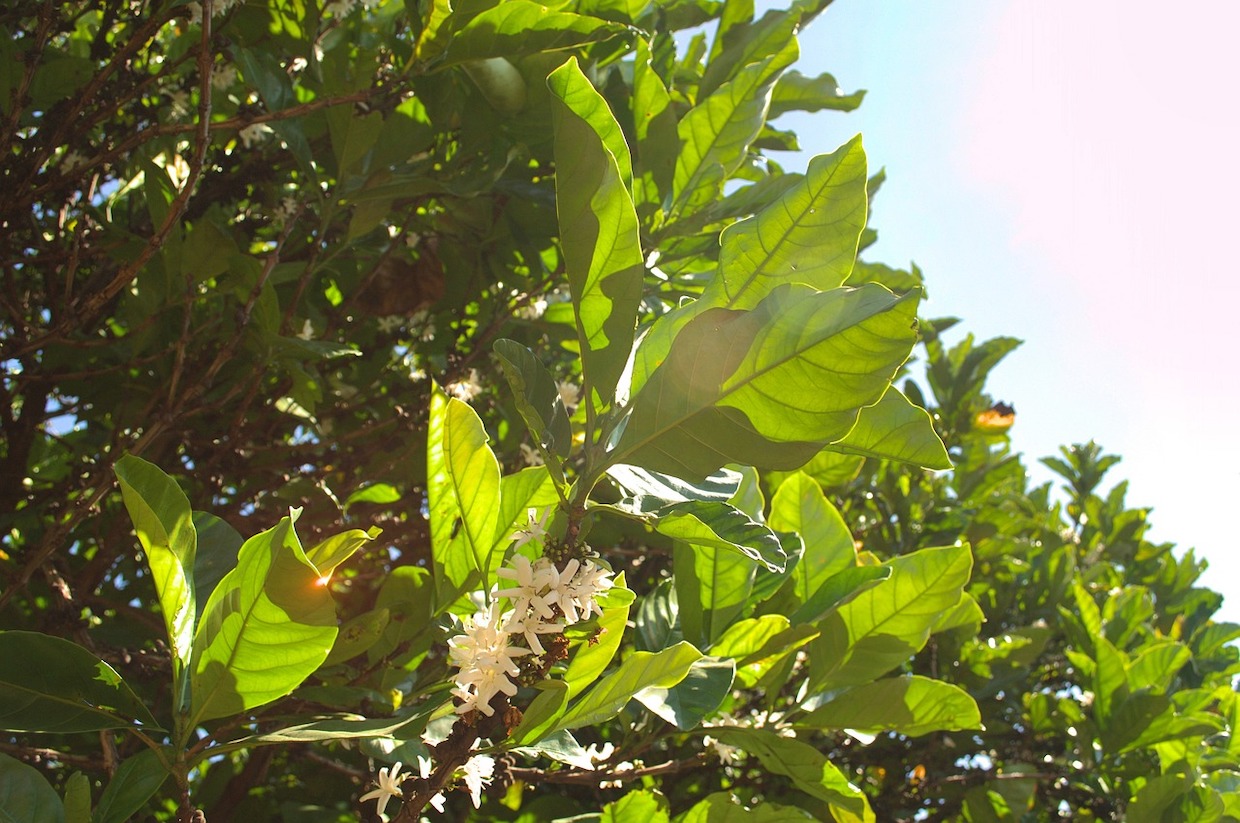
<box><xmin>783</xmin><ymin>1</ymin><xmax>1240</xmax><ymax>622</ymax></box>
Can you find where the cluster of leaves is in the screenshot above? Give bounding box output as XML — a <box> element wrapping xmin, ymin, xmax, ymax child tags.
<box><xmin>1</xmin><ymin>1</ymin><xmax>1235</xmax><ymax>822</ymax></box>
<box><xmin>820</xmin><ymin>330</ymin><xmax>1240</xmax><ymax>821</ymax></box>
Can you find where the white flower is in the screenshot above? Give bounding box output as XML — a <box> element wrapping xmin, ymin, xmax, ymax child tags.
<box><xmin>447</xmin><ymin>369</ymin><xmax>482</xmax><ymax>402</ymax></box>
<box><xmin>416</xmin><ymin>756</ymin><xmax>446</xmax><ymax>813</ymax></box>
<box><xmin>501</xmin><ymin>608</ymin><xmax>563</xmax><ymax>656</ymax></box>
<box><xmin>568</xmin><ymin>560</ymin><xmax>614</xmax><ymax>621</ymax></box>
<box><xmin>535</xmin><ymin>557</ymin><xmax>583</xmax><ymax>623</ymax></box>
<box><xmin>168</xmin><ymin>89</ymin><xmax>191</xmax><ymax>117</ymax></box>
<box><xmin>511</xmin><ymin>508</ymin><xmax>549</xmax><ymax>550</ymax></box>
<box><xmin>238</xmin><ymin>123</ymin><xmax>272</xmax><ymax>149</ymax></box>
<box><xmin>360</xmin><ymin>761</ymin><xmax>407</xmax><ymax>819</ymax></box>
<box><xmin>703</xmin><ymin>736</ymin><xmax>742</xmax><ymax>766</ymax></box>
<box><xmin>447</xmin><ymin>601</ymin><xmax>530</xmax><ymax>717</ymax></box>
<box><xmin>514</xmin><ymin>297</ymin><xmax>547</xmax><ymax>321</ymax></box>
<box><xmin>557</xmin><ymin>380</ymin><xmax>580</xmax><ymax>412</ymax></box>
<box><xmin>325</xmin><ymin>0</ymin><xmax>358</xmax><ymax>15</ymax></box>
<box><xmin>460</xmin><ymin>754</ymin><xmax>495</xmax><ymax>808</ymax></box>
<box><xmin>376</xmin><ymin>315</ymin><xmax>403</xmax><ymax>333</ymax></box>
<box><xmin>61</xmin><ymin>151</ymin><xmax>86</xmax><ymax>172</ymax></box>
<box><xmin>495</xmin><ymin>554</ymin><xmax>554</xmax><ymax>619</ymax></box>
<box><xmin>296</xmin><ymin>319</ymin><xmax>314</xmax><ymax>340</ymax></box>
<box><xmin>272</xmin><ymin>196</ymin><xmax>298</xmax><ymax>226</ymax></box>
<box><xmin>519</xmin><ymin>442</ymin><xmax>543</xmax><ymax>467</ymax></box>
<box><xmin>585</xmin><ymin>741</ymin><xmax>615</xmax><ymax>764</ymax></box>
<box><xmin>210</xmin><ymin>63</ymin><xmax>237</xmax><ymax>90</ymax></box>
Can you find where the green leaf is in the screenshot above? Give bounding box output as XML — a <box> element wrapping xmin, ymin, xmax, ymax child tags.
<box><xmin>789</xmin><ymin>565</ymin><xmax>891</xmax><ymax>626</ymax></box>
<box><xmin>601</xmin><ymin>789</ymin><xmax>671</xmax><ymax>823</ymax></box>
<box><xmin>234</xmin><ymin>709</ymin><xmax>437</xmax><ymax>747</ymax></box>
<box><xmin>427</xmin><ymin>384</ymin><xmax>502</xmax><ymax>603</ymax></box>
<box><xmin>62</xmin><ymin>773</ymin><xmax>90</xmax><ymax>823</ymax></box>
<box><xmin>768</xmin><ymin>70</ymin><xmax>866</xmax><ymax>118</ymax></box>
<box><xmin>711</xmin><ymin>614</ymin><xmax>789</xmax><ymax>659</ymax></box>
<box><xmin>549</xmin><ymin>58</ymin><xmax>645</xmax><ymax>406</ymax></box>
<box><xmin>304</xmin><ymin>527</ymin><xmax>381</xmax><ymax>579</ymax></box>
<box><xmin>674</xmin><ymin>541</ymin><xmax>755</xmax><ymax>648</ymax></box>
<box><xmin>114</xmin><ymin>455</ymin><xmax>197</xmax><ymax>705</ymax></box>
<box><xmin>511</xmin><ymin>680</ymin><xmax>569</xmax><ymax>746</ymax></box>
<box><xmin>616</xmin><ymin>284</ymin><xmax>919</xmax><ymax>480</ymax></box>
<box><xmin>825</xmin><ymin>387</ymin><xmax>951</xmax><ymax>470</ymax></box>
<box><xmin>700</xmin><ymin>6</ymin><xmax>803</xmax><ymax>98</ymax></box>
<box><xmin>799</xmin><ymin>675</ymin><xmax>981</xmax><ymax>736</ymax></box>
<box><xmin>442</xmin><ymin>3</ymin><xmax>630</xmax><ymax>66</ymax></box>
<box><xmin>632</xmin><ymin>37</ymin><xmax>679</xmax><ymax>216</ymax></box>
<box><xmin>191</xmin><ymin>512</ymin><xmax>242</xmax><ymax>610</ymax></box>
<box><xmin>702</xmin><ymin>135</ymin><xmax>868</xmax><ymax>311</ymax></box>
<box><xmin>809</xmin><ymin>544</ymin><xmax>973</xmax><ymax>690</ymax></box>
<box><xmin>656</xmin><ymin>501</ymin><xmax>785</xmax><ymax>572</ymax></box>
<box><xmin>190</xmin><ymin>513</ymin><xmax>365</xmax><ymax>724</ymax></box>
<box><xmin>556</xmin><ymin>642</ymin><xmax>702</xmax><ymax>730</ymax></box>
<box><xmin>681</xmin><ymin>793</ymin><xmax>817</xmax><ymax>822</ymax></box>
<box><xmin>323</xmin><ymin>608</ymin><xmax>391</xmax><ymax>667</ymax></box>
<box><xmin>494</xmin><ymin>339</ymin><xmax>574</xmax><ymax>460</ymax></box>
<box><xmin>606</xmin><ymin>464</ymin><xmax>742</xmax><ymax>514</ymax></box>
<box><xmin>634</xmin><ymin>656</ymin><xmax>734</xmax><ymax>729</ymax></box>
<box><xmin>769</xmin><ymin>472</ymin><xmax>856</xmax><ymax>605</ymax></box>
<box><xmin>0</xmin><ymin>631</ymin><xmax>159</xmax><ymax>733</ymax></box>
<box><xmin>91</xmin><ymin>749</ymin><xmax>169</xmax><ymax>823</ymax></box>
<box><xmin>342</xmin><ymin>483</ymin><xmax>402</xmax><ymax>511</ymax></box>
<box><xmin>0</xmin><ymin>752</ymin><xmax>64</xmax><ymax>823</ymax></box>
<box><xmin>711</xmin><ymin>729</ymin><xmax>874</xmax><ymax>823</ymax></box>
<box><xmin>672</xmin><ymin>40</ymin><xmax>797</xmax><ymax>215</ymax></box>
<box><xmin>563</xmin><ymin>574</ymin><xmax>633</xmax><ymax>700</ymax></box>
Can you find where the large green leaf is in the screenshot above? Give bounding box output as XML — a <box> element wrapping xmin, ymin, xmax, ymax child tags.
<box><xmin>114</xmin><ymin>455</ymin><xmax>197</xmax><ymax>705</ymax></box>
<box><xmin>674</xmin><ymin>541</ymin><xmax>756</xmax><ymax>648</ymax></box>
<box><xmin>191</xmin><ymin>511</ymin><xmax>242</xmax><ymax>609</ymax></box>
<box><xmin>711</xmin><ymin>615</ymin><xmax>819</xmax><ymax>688</ymax></box>
<box><xmin>563</xmin><ymin>575</ymin><xmax>633</xmax><ymax>701</ymax></box>
<box><xmin>768</xmin><ymin>70</ymin><xmax>866</xmax><ymax>118</ymax></box>
<box><xmin>494</xmin><ymin>339</ymin><xmax>574</xmax><ymax>462</ymax></box>
<box><xmin>681</xmin><ymin>793</ymin><xmax>817</xmax><ymax>822</ymax></box>
<box><xmin>441</xmin><ymin>2</ymin><xmax>629</xmax><ymax>66</ymax></box>
<box><xmin>615</xmin><ymin>283</ymin><xmax>919</xmax><ymax>480</ymax></box>
<box><xmin>711</xmin><ymin>729</ymin><xmax>873</xmax><ymax>823</ymax></box>
<box><xmin>799</xmin><ymin>675</ymin><xmax>981</xmax><ymax>736</ymax></box>
<box><xmin>190</xmin><ymin>513</ymin><xmax>370</xmax><ymax>724</ymax></box>
<box><xmin>549</xmin><ymin>58</ymin><xmax>644</xmax><ymax>405</ymax></box>
<box><xmin>0</xmin><ymin>752</ymin><xmax>63</xmax><ymax>823</ymax></box>
<box><xmin>0</xmin><ymin>631</ymin><xmax>159</xmax><ymax>733</ymax></box>
<box><xmin>601</xmin><ymin>789</ymin><xmax>671</xmax><ymax>823</ymax></box>
<box><xmin>606</xmin><ymin>463</ymin><xmax>742</xmax><ymax>514</ymax></box>
<box><xmin>632</xmin><ymin>37</ymin><xmax>678</xmax><ymax>216</ymax></box>
<box><xmin>699</xmin><ymin>6</ymin><xmax>802</xmax><ymax>99</ymax></box>
<box><xmin>769</xmin><ymin>471</ymin><xmax>856</xmax><ymax>605</ymax></box>
<box><xmin>809</xmin><ymin>544</ymin><xmax>973</xmax><ymax>690</ymax></box>
<box><xmin>789</xmin><ymin>565</ymin><xmax>891</xmax><ymax>626</ymax></box>
<box><xmin>825</xmin><ymin>387</ymin><xmax>951</xmax><ymax>470</ymax></box>
<box><xmin>92</xmin><ymin>748</ymin><xmax>170</xmax><ymax>823</ymax></box>
<box><xmin>556</xmin><ymin>642</ymin><xmax>702</xmax><ymax>730</ymax></box>
<box><xmin>427</xmin><ymin>384</ymin><xmax>502</xmax><ymax>603</ymax></box>
<box><xmin>700</xmin><ymin>135</ymin><xmax>867</xmax><ymax>311</ymax></box>
<box><xmin>634</xmin><ymin>656</ymin><xmax>734</xmax><ymax>729</ymax></box>
<box><xmin>656</xmin><ymin>501</ymin><xmax>786</xmax><ymax>572</ymax></box>
<box><xmin>673</xmin><ymin>40</ymin><xmax>798</xmax><ymax>216</ymax></box>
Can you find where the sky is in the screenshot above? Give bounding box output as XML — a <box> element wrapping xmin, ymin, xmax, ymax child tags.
<box><xmin>782</xmin><ymin>1</ymin><xmax>1240</xmax><ymax>623</ymax></box>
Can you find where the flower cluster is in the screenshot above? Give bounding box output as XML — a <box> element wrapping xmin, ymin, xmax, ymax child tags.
<box><xmin>445</xmin><ymin>512</ymin><xmax>614</xmax><ymax>718</ymax></box>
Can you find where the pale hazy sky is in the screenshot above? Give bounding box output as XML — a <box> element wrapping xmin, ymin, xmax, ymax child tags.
<box><xmin>786</xmin><ymin>1</ymin><xmax>1240</xmax><ymax>622</ymax></box>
